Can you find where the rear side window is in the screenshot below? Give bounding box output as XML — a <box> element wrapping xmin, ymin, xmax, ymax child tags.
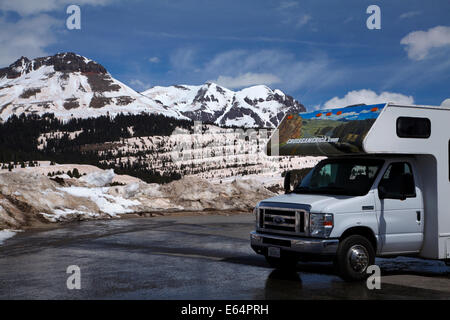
<box><xmin>397</xmin><ymin>117</ymin><xmax>431</xmax><ymax>138</ymax></box>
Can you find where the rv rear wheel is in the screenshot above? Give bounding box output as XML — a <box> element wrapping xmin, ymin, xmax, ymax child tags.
<box><xmin>265</xmin><ymin>256</ymin><xmax>298</xmax><ymax>271</ymax></box>
<box><xmin>334</xmin><ymin>235</ymin><xmax>375</xmax><ymax>281</ymax></box>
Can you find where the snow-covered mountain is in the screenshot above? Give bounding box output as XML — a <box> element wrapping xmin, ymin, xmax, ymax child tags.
<box><xmin>142</xmin><ymin>82</ymin><xmax>305</xmax><ymax>128</ymax></box>
<box><xmin>0</xmin><ymin>53</ymin><xmax>305</xmax><ymax>128</ymax></box>
<box><xmin>0</xmin><ymin>53</ymin><xmax>185</xmax><ymax>121</ymax></box>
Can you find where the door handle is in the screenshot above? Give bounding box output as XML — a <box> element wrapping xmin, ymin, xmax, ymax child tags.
<box><xmin>416</xmin><ymin>211</ymin><xmax>421</xmax><ymax>222</ymax></box>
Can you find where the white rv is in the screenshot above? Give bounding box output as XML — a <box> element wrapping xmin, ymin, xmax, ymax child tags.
<box><xmin>250</xmin><ymin>103</ymin><xmax>450</xmax><ymax>281</ymax></box>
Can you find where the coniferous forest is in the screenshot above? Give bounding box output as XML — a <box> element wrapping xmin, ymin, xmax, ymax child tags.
<box><xmin>0</xmin><ymin>113</ymin><xmax>194</xmax><ymax>183</ymax></box>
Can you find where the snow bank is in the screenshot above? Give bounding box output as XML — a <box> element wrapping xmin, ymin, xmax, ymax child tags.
<box><xmin>0</xmin><ymin>162</ymin><xmax>141</xmax><ymax>185</ymax></box>
<box><xmin>109</xmin><ymin>176</ymin><xmax>274</xmax><ymax>212</ymax></box>
<box><xmin>0</xmin><ymin>169</ymin><xmax>275</xmax><ymax>232</ymax></box>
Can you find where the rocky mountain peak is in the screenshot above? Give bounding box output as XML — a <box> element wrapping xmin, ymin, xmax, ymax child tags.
<box><xmin>0</xmin><ymin>52</ymin><xmax>107</xmax><ymax>79</ymax></box>
<box><xmin>0</xmin><ymin>53</ymin><xmax>186</xmax><ymax>121</ymax></box>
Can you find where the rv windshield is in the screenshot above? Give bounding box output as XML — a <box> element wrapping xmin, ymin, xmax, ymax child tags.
<box><xmin>293</xmin><ymin>158</ymin><xmax>384</xmax><ymax>196</ymax></box>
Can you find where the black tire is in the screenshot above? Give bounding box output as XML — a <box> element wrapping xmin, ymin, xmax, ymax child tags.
<box><xmin>265</xmin><ymin>255</ymin><xmax>298</xmax><ymax>271</ymax></box>
<box><xmin>334</xmin><ymin>235</ymin><xmax>375</xmax><ymax>282</ymax></box>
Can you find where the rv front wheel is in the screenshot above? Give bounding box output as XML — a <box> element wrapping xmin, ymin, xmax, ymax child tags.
<box><xmin>334</xmin><ymin>235</ymin><xmax>375</xmax><ymax>281</ymax></box>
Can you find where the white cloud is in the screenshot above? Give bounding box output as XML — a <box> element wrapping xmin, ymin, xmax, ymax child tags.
<box><xmin>278</xmin><ymin>1</ymin><xmax>299</xmax><ymax>10</ymax></box>
<box><xmin>0</xmin><ymin>0</ymin><xmax>117</xmax><ymax>66</ymax></box>
<box><xmin>296</xmin><ymin>14</ymin><xmax>312</xmax><ymax>28</ymax></box>
<box><xmin>0</xmin><ymin>14</ymin><xmax>59</xmax><ymax>66</ymax></box>
<box><xmin>213</xmin><ymin>73</ymin><xmax>281</xmax><ymax>89</ymax></box>
<box><xmin>201</xmin><ymin>49</ymin><xmax>340</xmax><ymax>92</ymax></box>
<box><xmin>441</xmin><ymin>98</ymin><xmax>450</xmax><ymax>107</ymax></box>
<box><xmin>321</xmin><ymin>89</ymin><xmax>414</xmax><ymax>109</ymax></box>
<box><xmin>148</xmin><ymin>57</ymin><xmax>160</xmax><ymax>63</ymax></box>
<box><xmin>399</xmin><ymin>11</ymin><xmax>421</xmax><ymax>19</ymax></box>
<box><xmin>343</xmin><ymin>17</ymin><xmax>354</xmax><ymax>24</ymax></box>
<box><xmin>169</xmin><ymin>48</ymin><xmax>198</xmax><ymax>71</ymax></box>
<box><xmin>129</xmin><ymin>79</ymin><xmax>151</xmax><ymax>92</ymax></box>
<box><xmin>0</xmin><ymin>0</ymin><xmax>115</xmax><ymax>16</ymax></box>
<box><xmin>276</xmin><ymin>0</ymin><xmax>311</xmax><ymax>29</ymax></box>
<box><xmin>400</xmin><ymin>26</ymin><xmax>450</xmax><ymax>60</ymax></box>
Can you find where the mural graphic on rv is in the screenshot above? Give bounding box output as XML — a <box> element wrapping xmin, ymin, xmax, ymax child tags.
<box><xmin>267</xmin><ymin>103</ymin><xmax>387</xmax><ymax>156</ymax></box>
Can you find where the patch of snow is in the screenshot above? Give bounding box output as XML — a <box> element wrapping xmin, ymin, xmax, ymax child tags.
<box><xmin>40</xmin><ymin>209</ymin><xmax>100</xmax><ymax>222</ymax></box>
<box><xmin>55</xmin><ymin>174</ymin><xmax>71</xmax><ymax>179</ymax></box>
<box><xmin>237</xmin><ymin>85</ymin><xmax>272</xmax><ymax>100</ymax></box>
<box><xmin>79</xmin><ymin>169</ymin><xmax>115</xmax><ymax>187</ymax></box>
<box><xmin>0</xmin><ymin>229</ymin><xmax>19</xmax><ymax>244</ymax></box>
<box><xmin>59</xmin><ymin>186</ymin><xmax>141</xmax><ymax>215</ymax></box>
<box><xmin>124</xmin><ymin>182</ymin><xmax>140</xmax><ymax>198</ymax></box>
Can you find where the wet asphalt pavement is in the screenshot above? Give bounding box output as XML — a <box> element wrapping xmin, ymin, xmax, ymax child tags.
<box><xmin>0</xmin><ymin>214</ymin><xmax>449</xmax><ymax>299</ymax></box>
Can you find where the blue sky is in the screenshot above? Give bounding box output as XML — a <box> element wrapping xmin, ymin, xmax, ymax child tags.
<box><xmin>1</xmin><ymin>0</ymin><xmax>449</xmax><ymax>110</ymax></box>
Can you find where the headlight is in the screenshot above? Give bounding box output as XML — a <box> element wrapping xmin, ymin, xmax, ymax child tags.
<box><xmin>253</xmin><ymin>205</ymin><xmax>260</xmax><ymax>228</ymax></box>
<box><xmin>309</xmin><ymin>213</ymin><xmax>333</xmax><ymax>237</ymax></box>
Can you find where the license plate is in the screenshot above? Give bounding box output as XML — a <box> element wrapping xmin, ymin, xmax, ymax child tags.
<box><xmin>268</xmin><ymin>247</ymin><xmax>280</xmax><ymax>258</ymax></box>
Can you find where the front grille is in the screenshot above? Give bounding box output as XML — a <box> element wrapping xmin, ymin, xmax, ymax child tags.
<box><xmin>259</xmin><ymin>207</ymin><xmax>307</xmax><ymax>235</ymax></box>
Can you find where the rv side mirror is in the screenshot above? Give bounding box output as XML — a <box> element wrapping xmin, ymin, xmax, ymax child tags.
<box><xmin>284</xmin><ymin>171</ymin><xmax>291</xmax><ymax>194</ymax></box>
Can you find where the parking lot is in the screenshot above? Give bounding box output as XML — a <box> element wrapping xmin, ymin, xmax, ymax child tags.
<box><xmin>0</xmin><ymin>214</ymin><xmax>449</xmax><ymax>299</ymax></box>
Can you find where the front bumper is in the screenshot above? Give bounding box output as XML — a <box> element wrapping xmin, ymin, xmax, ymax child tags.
<box><xmin>250</xmin><ymin>231</ymin><xmax>339</xmax><ymax>258</ymax></box>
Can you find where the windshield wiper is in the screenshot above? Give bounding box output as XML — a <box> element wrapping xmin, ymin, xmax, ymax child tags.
<box><xmin>292</xmin><ymin>186</ymin><xmax>311</xmax><ymax>193</ymax></box>
<box><xmin>317</xmin><ymin>186</ymin><xmax>345</xmax><ymax>191</ymax></box>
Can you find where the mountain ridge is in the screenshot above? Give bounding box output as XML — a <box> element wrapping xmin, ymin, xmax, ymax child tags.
<box><xmin>0</xmin><ymin>52</ymin><xmax>185</xmax><ymax>121</ymax></box>
<box><xmin>142</xmin><ymin>82</ymin><xmax>305</xmax><ymax>128</ymax></box>
<box><xmin>0</xmin><ymin>53</ymin><xmax>305</xmax><ymax>127</ymax></box>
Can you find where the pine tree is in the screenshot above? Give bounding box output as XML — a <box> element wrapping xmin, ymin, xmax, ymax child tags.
<box><xmin>72</xmin><ymin>168</ymin><xmax>80</xmax><ymax>178</ymax></box>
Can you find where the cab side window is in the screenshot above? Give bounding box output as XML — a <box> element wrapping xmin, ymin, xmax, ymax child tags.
<box><xmin>379</xmin><ymin>162</ymin><xmax>416</xmax><ymax>198</ymax></box>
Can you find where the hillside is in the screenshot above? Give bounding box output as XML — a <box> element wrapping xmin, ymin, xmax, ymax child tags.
<box><xmin>0</xmin><ymin>113</ymin><xmax>319</xmax><ymax>184</ymax></box>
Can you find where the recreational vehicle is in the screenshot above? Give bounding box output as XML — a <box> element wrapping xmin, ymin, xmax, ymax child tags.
<box><xmin>250</xmin><ymin>103</ymin><xmax>450</xmax><ymax>281</ymax></box>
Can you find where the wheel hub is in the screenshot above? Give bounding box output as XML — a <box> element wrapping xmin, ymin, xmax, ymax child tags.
<box><xmin>347</xmin><ymin>245</ymin><xmax>369</xmax><ymax>273</ymax></box>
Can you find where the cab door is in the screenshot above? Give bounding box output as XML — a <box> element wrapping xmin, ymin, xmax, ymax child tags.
<box><xmin>375</xmin><ymin>161</ymin><xmax>424</xmax><ymax>254</ymax></box>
